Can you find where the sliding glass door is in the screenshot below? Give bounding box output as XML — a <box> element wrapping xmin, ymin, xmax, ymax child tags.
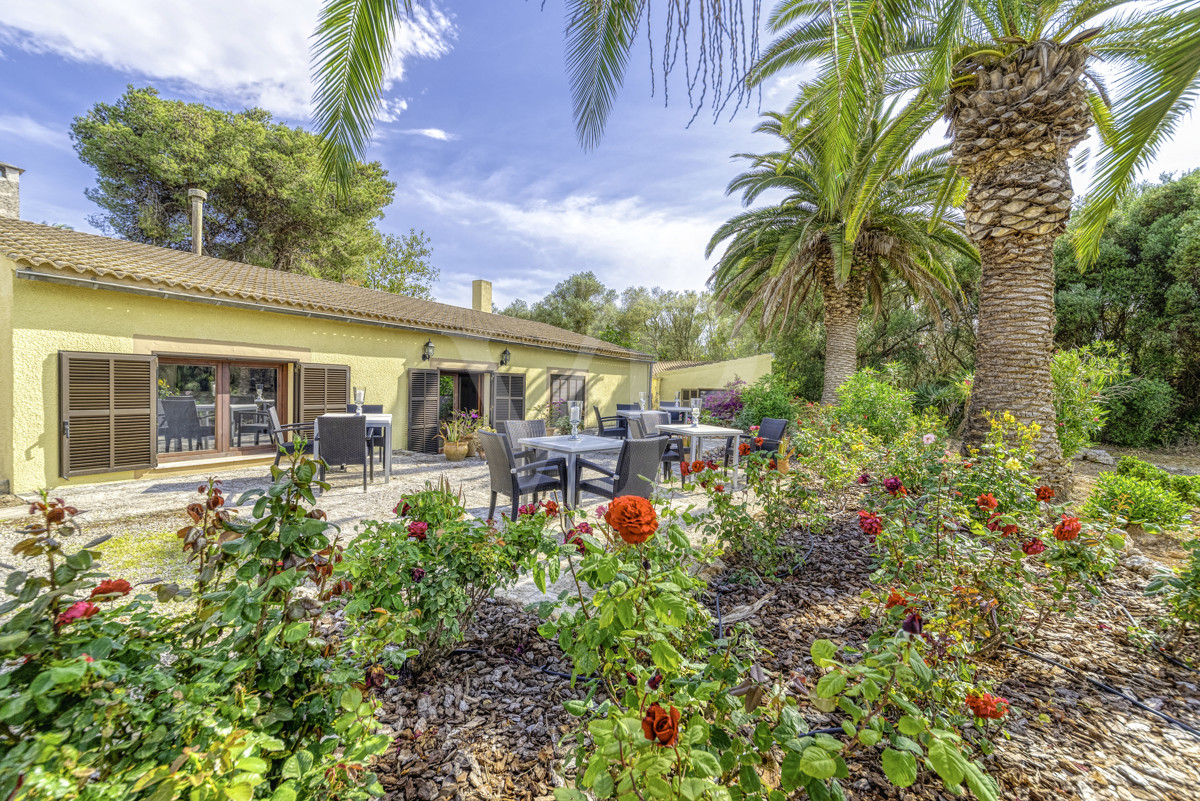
<box><xmin>156</xmin><ymin>359</ymin><xmax>285</xmax><ymax>459</ymax></box>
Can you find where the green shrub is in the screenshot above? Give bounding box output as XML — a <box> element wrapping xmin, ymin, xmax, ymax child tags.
<box><xmin>1146</xmin><ymin>538</ymin><xmax>1200</xmax><ymax>636</ymax></box>
<box><xmin>1116</xmin><ymin>456</ymin><xmax>1200</xmax><ymax>506</ymax></box>
<box><xmin>1082</xmin><ymin>471</ymin><xmax>1190</xmax><ymax>529</ymax></box>
<box><xmin>833</xmin><ymin>368</ymin><xmax>914</xmax><ymax>441</ymax></box>
<box><xmin>1104</xmin><ymin>379</ymin><xmax>1179</xmax><ymax>447</ymax></box>
<box><xmin>1050</xmin><ymin>344</ymin><xmax>1127</xmax><ymax>458</ymax></box>
<box><xmin>341</xmin><ymin>485</ymin><xmax>558</xmax><ymax>672</ymax></box>
<box><xmin>733</xmin><ymin>374</ymin><xmax>799</xmax><ymax>430</ymax></box>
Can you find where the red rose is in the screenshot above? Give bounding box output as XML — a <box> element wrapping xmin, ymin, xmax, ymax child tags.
<box><xmin>754</xmin><ymin>437</ymin><xmax>764</xmax><ymax>446</ymax></box>
<box><xmin>858</xmin><ymin>510</ymin><xmax>882</xmax><ymax>538</ymax></box>
<box><xmin>738</xmin><ymin>443</ymin><xmax>751</xmax><ymax>456</ymax></box>
<box><xmin>884</xmin><ymin>589</ymin><xmax>907</xmax><ymax>609</ymax></box>
<box><xmin>966</xmin><ymin>692</ymin><xmax>1009</xmax><ymax>720</ymax></box>
<box><xmin>541</xmin><ymin>500</ymin><xmax>559</xmax><ymax>516</ymax></box>
<box><xmin>680</xmin><ymin>461</ymin><xmax>691</xmax><ymax>477</ymax></box>
<box><xmin>394</xmin><ymin>500</ymin><xmax>412</xmax><ymax>516</ymax></box>
<box><xmin>1053</xmin><ymin>515</ymin><xmax>1082</xmax><ymax>542</ymax></box>
<box><xmin>705</xmin><ymin>460</ymin><xmax>718</xmax><ymax>471</ymax></box>
<box><xmin>605</xmin><ymin>496</ymin><xmax>659</xmax><ymax>545</ymax></box>
<box><xmin>715</xmin><ymin>484</ymin><xmax>725</xmax><ymax>493</ymax></box>
<box><xmin>56</xmin><ymin>601</ymin><xmax>99</xmax><ymax>627</ymax></box>
<box><xmin>1002</xmin><ymin>524</ymin><xmax>1020</xmax><ymax>538</ymax></box>
<box><xmin>641</xmin><ymin>703</ymin><xmax>681</xmax><ymax>746</ymax></box>
<box><xmin>408</xmin><ymin>521</ymin><xmax>429</xmax><ymax>540</ymax></box>
<box><xmin>564</xmin><ymin>528</ymin><xmax>587</xmax><ymax>555</ymax></box>
<box><xmin>976</xmin><ymin>493</ymin><xmax>998</xmax><ymax>511</ymax></box>
<box><xmin>1021</xmin><ymin>538</ymin><xmax>1046</xmax><ymax>556</ymax></box>
<box><xmin>1035</xmin><ymin>486</ymin><xmax>1055</xmax><ymax>502</ymax></box>
<box><xmin>690</xmin><ymin>460</ymin><xmax>705</xmax><ymax>474</ymax></box>
<box><xmin>90</xmin><ymin>579</ymin><xmax>132</xmax><ymax>601</ymax></box>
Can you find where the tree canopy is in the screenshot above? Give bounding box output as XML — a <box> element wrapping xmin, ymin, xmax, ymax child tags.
<box><xmin>71</xmin><ymin>86</ymin><xmax>433</xmax><ymax>295</ymax></box>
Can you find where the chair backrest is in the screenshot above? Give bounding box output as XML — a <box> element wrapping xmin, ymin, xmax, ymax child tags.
<box><xmin>503</xmin><ymin>419</ymin><xmax>547</xmax><ymax>463</ymax></box>
<box><xmin>616</xmin><ymin>403</ymin><xmax>638</xmax><ymax>412</ymax></box>
<box><xmin>759</xmin><ymin>418</ymin><xmax>788</xmax><ymax>441</ymax></box>
<box><xmin>160</xmin><ymin>398</ymin><xmax>202</xmax><ymax>435</ymax></box>
<box><xmin>640</xmin><ymin>410</ymin><xmax>670</xmax><ymax>437</ymax></box>
<box><xmin>316</xmin><ymin>415</ymin><xmax>369</xmax><ymax>466</ymax></box>
<box><xmin>614</xmin><ymin>437</ymin><xmax>667</xmax><ymax>499</ymax></box>
<box><xmin>478</xmin><ymin>431</ymin><xmax>516</xmax><ymax>499</ymax></box>
<box><xmin>344</xmin><ymin>404</ymin><xmax>384</xmax><ymax>413</ymax></box>
<box><xmin>267</xmin><ymin>406</ymin><xmax>285</xmax><ymax>442</ymax></box>
<box><xmin>231</xmin><ymin>395</ymin><xmax>256</xmax><ymax>404</ymax></box>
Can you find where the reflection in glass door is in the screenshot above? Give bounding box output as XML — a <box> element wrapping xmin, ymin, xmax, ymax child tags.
<box><xmin>229</xmin><ymin>365</ymin><xmax>280</xmax><ymax>448</ymax></box>
<box><xmin>157</xmin><ymin>363</ymin><xmax>218</xmax><ymax>454</ymax></box>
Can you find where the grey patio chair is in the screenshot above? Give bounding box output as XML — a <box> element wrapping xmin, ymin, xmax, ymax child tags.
<box><xmin>503</xmin><ymin>419</ymin><xmax>551</xmax><ymax>469</ymax></box>
<box><xmin>315</xmin><ymin>414</ymin><xmax>373</xmax><ymax>492</ymax></box>
<box><xmin>574</xmin><ymin>436</ymin><xmax>667</xmax><ymax>506</ymax></box>
<box><xmin>345</xmin><ymin>404</ymin><xmax>386</xmax><ymax>464</ymax></box>
<box><xmin>594</xmin><ymin>405</ymin><xmax>627</xmax><ymax>438</ymax></box>
<box><xmin>658</xmin><ymin>402</ymin><xmax>688</xmax><ymax>424</ymax></box>
<box><xmin>630</xmin><ymin>411</ymin><xmax>686</xmax><ymax>485</ymax></box>
<box><xmin>753</xmin><ymin>418</ymin><xmax>788</xmax><ymax>454</ymax></box>
<box><xmin>267</xmin><ymin>406</ymin><xmax>316</xmax><ymax>467</ymax></box>
<box><xmin>478</xmin><ymin>431</ymin><xmax>569</xmax><ymax>520</ymax></box>
<box><xmin>160</xmin><ymin>397</ymin><xmax>215</xmax><ymax>452</ymax></box>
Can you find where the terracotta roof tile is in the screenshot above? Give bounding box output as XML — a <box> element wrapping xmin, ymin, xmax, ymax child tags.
<box><xmin>0</xmin><ymin>218</ymin><xmax>649</xmax><ymax>360</ymax></box>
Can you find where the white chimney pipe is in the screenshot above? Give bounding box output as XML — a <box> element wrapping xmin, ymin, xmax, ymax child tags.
<box><xmin>188</xmin><ymin>188</ymin><xmax>207</xmax><ymax>255</ymax></box>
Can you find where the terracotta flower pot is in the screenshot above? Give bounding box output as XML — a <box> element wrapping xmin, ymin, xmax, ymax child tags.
<box><xmin>464</xmin><ymin>438</ymin><xmax>478</xmax><ymax>458</ymax></box>
<box><xmin>444</xmin><ymin>441</ymin><xmax>468</xmax><ymax>462</ymax></box>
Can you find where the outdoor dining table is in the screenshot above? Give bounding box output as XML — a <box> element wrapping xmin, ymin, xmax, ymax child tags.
<box><xmin>655</xmin><ymin>422</ymin><xmax>745</xmax><ymax>491</ymax></box>
<box><xmin>314</xmin><ymin>413</ymin><xmax>393</xmax><ymax>483</ymax></box>
<box><xmin>517</xmin><ymin>434</ymin><xmax>625</xmax><ymax>506</ymax></box>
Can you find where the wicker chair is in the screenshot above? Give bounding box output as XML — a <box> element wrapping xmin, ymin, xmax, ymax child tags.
<box><xmin>345</xmin><ymin>404</ymin><xmax>386</xmax><ymax>464</ymax></box>
<box><xmin>160</xmin><ymin>397</ymin><xmax>215</xmax><ymax>452</ymax></box>
<box><xmin>315</xmin><ymin>415</ymin><xmax>373</xmax><ymax>491</ymax></box>
<box><xmin>478</xmin><ymin>431</ymin><xmax>568</xmax><ymax>519</ymax></box>
<box><xmin>629</xmin><ymin>411</ymin><xmax>685</xmax><ymax>485</ymax></box>
<box><xmin>753</xmin><ymin>418</ymin><xmax>788</xmax><ymax>453</ymax></box>
<box><xmin>574</xmin><ymin>437</ymin><xmax>666</xmax><ymax>506</ymax></box>
<box><xmin>266</xmin><ymin>407</ymin><xmax>315</xmax><ymax>467</ymax></box>
<box><xmin>502</xmin><ymin>419</ymin><xmax>550</xmax><ymax>469</ymax></box>
<box><xmin>594</xmin><ymin>405</ymin><xmax>627</xmax><ymax>438</ymax></box>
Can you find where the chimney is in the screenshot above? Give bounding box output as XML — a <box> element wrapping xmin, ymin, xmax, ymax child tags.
<box><xmin>471</xmin><ymin>279</ymin><xmax>492</xmax><ymax>313</ymax></box>
<box><xmin>0</xmin><ymin>161</ymin><xmax>24</xmax><ymax>220</ymax></box>
<box><xmin>187</xmin><ymin>188</ymin><xmax>207</xmax><ymax>255</ymax></box>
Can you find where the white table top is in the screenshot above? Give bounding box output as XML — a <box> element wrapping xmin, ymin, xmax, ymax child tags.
<box><xmin>318</xmin><ymin>412</ymin><xmax>392</xmax><ymax>423</ymax></box>
<box><xmin>656</xmin><ymin>423</ymin><xmax>742</xmax><ymax>437</ymax></box>
<box><xmin>518</xmin><ymin>434</ymin><xmax>624</xmax><ymax>454</ymax></box>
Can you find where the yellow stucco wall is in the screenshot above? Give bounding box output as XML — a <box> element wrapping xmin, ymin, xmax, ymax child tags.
<box><xmin>654</xmin><ymin>354</ymin><xmax>774</xmax><ymax>402</ymax></box>
<box><xmin>2</xmin><ymin>257</ymin><xmax>649</xmax><ymax>493</ymax></box>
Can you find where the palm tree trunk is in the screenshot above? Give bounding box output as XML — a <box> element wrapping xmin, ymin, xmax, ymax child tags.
<box><xmin>949</xmin><ymin>43</ymin><xmax>1093</xmax><ymax>492</ymax></box>
<box><xmin>818</xmin><ymin>261</ymin><xmax>866</xmax><ymax>405</ymax></box>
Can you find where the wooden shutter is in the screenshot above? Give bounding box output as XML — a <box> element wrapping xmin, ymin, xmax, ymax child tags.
<box><xmin>295</xmin><ymin>363</ymin><xmax>351</xmax><ymax>424</ymax></box>
<box><xmin>59</xmin><ymin>352</ymin><xmax>157</xmax><ymax>478</ymax></box>
<box><xmin>551</xmin><ymin>373</ymin><xmax>586</xmax><ymax>406</ymax></box>
<box><xmin>408</xmin><ymin>369</ymin><xmax>440</xmax><ymax>454</ymax></box>
<box><xmin>493</xmin><ymin>373</ymin><xmax>527</xmax><ymax>423</ymax></box>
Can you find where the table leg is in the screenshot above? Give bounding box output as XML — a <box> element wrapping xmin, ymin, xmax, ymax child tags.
<box><xmin>566</xmin><ymin>452</ymin><xmax>577</xmax><ymax>508</ymax></box>
<box><xmin>383</xmin><ymin>423</ymin><xmax>392</xmax><ymax>484</ymax></box>
<box><xmin>731</xmin><ymin>434</ymin><xmax>741</xmax><ymax>491</ymax></box>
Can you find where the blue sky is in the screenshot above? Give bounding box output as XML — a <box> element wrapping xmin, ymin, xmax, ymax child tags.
<box><xmin>2</xmin><ymin>1</ymin><xmax>1198</xmax><ymax>309</ymax></box>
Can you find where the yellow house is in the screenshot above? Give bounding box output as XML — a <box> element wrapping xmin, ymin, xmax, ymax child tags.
<box><xmin>653</xmin><ymin>354</ymin><xmax>774</xmax><ymax>404</ymax></box>
<box><xmin>0</xmin><ymin>217</ymin><xmax>652</xmax><ymax>494</ymax></box>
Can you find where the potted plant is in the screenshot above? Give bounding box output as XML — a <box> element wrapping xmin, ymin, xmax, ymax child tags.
<box><xmin>439</xmin><ymin>417</ymin><xmax>468</xmax><ymax>462</ymax></box>
<box><xmin>458</xmin><ymin>410</ymin><xmax>482</xmax><ymax>457</ymax></box>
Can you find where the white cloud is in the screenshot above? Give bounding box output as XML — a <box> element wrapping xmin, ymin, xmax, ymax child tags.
<box><xmin>411</xmin><ymin>179</ymin><xmax>725</xmax><ymax>307</ymax></box>
<box><xmin>0</xmin><ymin>114</ymin><xmax>73</xmax><ymax>151</ymax></box>
<box><xmin>0</xmin><ymin>1</ymin><xmax>454</xmax><ymax>119</ymax></box>
<box><xmin>375</xmin><ymin>98</ymin><xmax>410</xmax><ymax>123</ymax></box>
<box><xmin>398</xmin><ymin>128</ymin><xmax>457</xmax><ymax>140</ymax></box>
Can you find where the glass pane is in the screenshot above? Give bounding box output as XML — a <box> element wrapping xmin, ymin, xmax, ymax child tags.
<box><xmin>157</xmin><ymin>364</ymin><xmax>217</xmax><ymax>454</ymax></box>
<box><xmin>229</xmin><ymin>365</ymin><xmax>279</xmax><ymax>449</ymax></box>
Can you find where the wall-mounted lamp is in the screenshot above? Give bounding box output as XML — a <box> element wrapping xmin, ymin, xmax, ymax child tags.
<box><xmin>499</xmin><ymin>348</ymin><xmax>511</xmax><ymax>367</ymax></box>
<box><xmin>421</xmin><ymin>339</ymin><xmax>435</xmax><ymax>361</ymax></box>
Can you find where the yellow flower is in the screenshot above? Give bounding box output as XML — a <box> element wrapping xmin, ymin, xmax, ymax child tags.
<box><xmin>851</xmin><ymin>443</ymin><xmax>864</xmax><ymax>453</ymax></box>
<box><xmin>1004</xmin><ymin>458</ymin><xmax>1022</xmax><ymax>471</ymax></box>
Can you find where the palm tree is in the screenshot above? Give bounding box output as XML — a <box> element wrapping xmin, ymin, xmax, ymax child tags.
<box><xmin>754</xmin><ymin>0</ymin><xmax>1200</xmax><ymax>487</ymax></box>
<box><xmin>708</xmin><ymin>102</ymin><xmax>976</xmax><ymax>403</ymax></box>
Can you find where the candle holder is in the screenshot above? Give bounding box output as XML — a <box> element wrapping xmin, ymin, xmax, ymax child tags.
<box><xmin>691</xmin><ymin>401</ymin><xmax>701</xmax><ymax>427</ymax></box>
<box><xmin>638</xmin><ymin>391</ymin><xmax>647</xmax><ymax>411</ymax></box>
<box><xmin>354</xmin><ymin>387</ymin><xmax>365</xmax><ymax>416</ymax></box>
<box><xmin>254</xmin><ymin>382</ymin><xmax>264</xmax><ymax>402</ymax></box>
<box><xmin>568</xmin><ymin>400</ymin><xmax>582</xmax><ymax>441</ymax></box>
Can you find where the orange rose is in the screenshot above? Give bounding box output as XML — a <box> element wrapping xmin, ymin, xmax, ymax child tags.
<box><xmin>605</xmin><ymin>496</ymin><xmax>659</xmax><ymax>545</ymax></box>
<box><xmin>641</xmin><ymin>702</ymin><xmax>681</xmax><ymax>746</ymax></box>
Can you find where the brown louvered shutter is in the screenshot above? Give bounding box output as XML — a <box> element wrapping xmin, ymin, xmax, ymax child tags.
<box><xmin>407</xmin><ymin>369</ymin><xmax>440</xmax><ymax>454</ymax></box>
<box><xmin>59</xmin><ymin>352</ymin><xmax>157</xmax><ymax>478</ymax></box>
<box><xmin>296</xmin><ymin>364</ymin><xmax>351</xmax><ymax>424</ymax></box>
<box><xmin>492</xmin><ymin>373</ymin><xmax>526</xmax><ymax>423</ymax></box>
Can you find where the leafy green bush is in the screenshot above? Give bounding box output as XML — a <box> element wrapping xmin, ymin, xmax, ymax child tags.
<box><xmin>1146</xmin><ymin>538</ymin><xmax>1200</xmax><ymax>638</ymax></box>
<box><xmin>1082</xmin><ymin>471</ymin><xmax>1190</xmax><ymax>529</ymax></box>
<box><xmin>1104</xmin><ymin>378</ymin><xmax>1179</xmax><ymax>447</ymax></box>
<box><xmin>732</xmin><ymin>374</ymin><xmax>798</xmax><ymax>430</ymax></box>
<box><xmin>0</xmin><ymin>459</ymin><xmax>393</xmax><ymax>800</ymax></box>
<box><xmin>1050</xmin><ymin>344</ymin><xmax>1127</xmax><ymax>458</ymax></box>
<box><xmin>833</xmin><ymin>368</ymin><xmax>914</xmax><ymax>441</ymax></box>
<box><xmin>1116</xmin><ymin>455</ymin><xmax>1200</xmax><ymax>506</ymax></box>
<box><xmin>341</xmin><ymin>485</ymin><xmax>558</xmax><ymax>672</ymax></box>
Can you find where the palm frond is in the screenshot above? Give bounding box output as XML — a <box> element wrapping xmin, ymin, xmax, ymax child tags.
<box><xmin>565</xmin><ymin>0</ymin><xmax>645</xmax><ymax>150</ymax></box>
